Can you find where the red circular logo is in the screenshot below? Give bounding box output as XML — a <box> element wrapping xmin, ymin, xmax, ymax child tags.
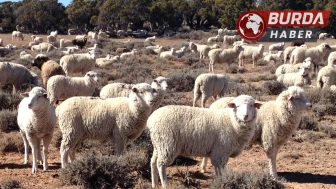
<box><xmin>236</xmin><ymin>11</ymin><xmax>266</xmax><ymax>42</ymax></box>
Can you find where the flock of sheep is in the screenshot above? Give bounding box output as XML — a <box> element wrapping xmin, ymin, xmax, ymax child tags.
<box><xmin>0</xmin><ymin>27</ymin><xmax>336</xmax><ymax>188</ymax></box>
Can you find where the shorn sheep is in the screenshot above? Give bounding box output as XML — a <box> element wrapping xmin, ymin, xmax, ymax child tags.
<box><xmin>148</xmin><ymin>95</ymin><xmax>262</xmax><ymax>188</ymax></box>
<box><xmin>189</xmin><ymin>42</ymin><xmax>210</xmax><ymax>59</ymax></box>
<box><xmin>277</xmin><ymin>67</ymin><xmax>311</xmax><ymax>87</ymax></box>
<box><xmin>0</xmin><ymin>62</ymin><xmax>38</xmax><ymax>93</ymax></box>
<box><xmin>316</xmin><ymin>51</ymin><xmax>336</xmax><ymax>89</ymax></box>
<box><xmin>193</xmin><ymin>73</ymin><xmax>229</xmax><ymax>108</ymax></box>
<box><xmin>289</xmin><ymin>42</ymin><xmax>331</xmax><ymax>64</ymax></box>
<box><xmin>59</xmin><ymin>50</ymin><xmax>96</xmax><ymax>76</ymax></box>
<box><xmin>203</xmin><ymin>86</ymin><xmax>311</xmax><ymax>180</ymax></box>
<box><xmin>57</xmin><ymin>83</ymin><xmax>156</xmax><ymax>168</ymax></box>
<box><xmin>17</xmin><ymin>87</ymin><xmax>56</xmax><ymax>173</ymax></box>
<box><xmin>12</xmin><ymin>31</ymin><xmax>24</xmax><ymax>41</ymax></box>
<box><xmin>208</xmin><ymin>45</ymin><xmax>244</xmax><ymax>72</ymax></box>
<box><xmin>32</xmin><ymin>54</ymin><xmax>65</xmax><ymax>88</ymax></box>
<box><xmin>239</xmin><ymin>44</ymin><xmax>264</xmax><ymax>68</ymax></box>
<box><xmin>47</xmin><ymin>71</ymin><xmax>99</xmax><ymax>106</ymax></box>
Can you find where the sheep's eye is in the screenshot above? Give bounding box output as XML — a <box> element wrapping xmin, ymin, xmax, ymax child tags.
<box><xmin>139</xmin><ymin>91</ymin><xmax>143</xmax><ymax>94</ymax></box>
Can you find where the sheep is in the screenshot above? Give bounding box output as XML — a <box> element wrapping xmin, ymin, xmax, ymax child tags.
<box><xmin>208</xmin><ymin>45</ymin><xmax>244</xmax><ymax>72</ymax></box>
<box><xmin>47</xmin><ymin>71</ymin><xmax>99</xmax><ymax>106</ymax></box>
<box><xmin>65</xmin><ymin>46</ymin><xmax>80</xmax><ymax>53</ymax></box>
<box><xmin>218</xmin><ymin>28</ymin><xmax>224</xmax><ymax>36</ymax></box>
<box><xmin>207</xmin><ymin>35</ymin><xmax>220</xmax><ymax>43</ymax></box>
<box><xmin>268</xmin><ymin>42</ymin><xmax>285</xmax><ymax>52</ymax></box>
<box><xmin>31</xmin><ymin>54</ymin><xmax>65</xmax><ymax>88</ymax></box>
<box><xmin>61</xmin><ymin>48</ymin><xmax>74</xmax><ymax>55</ymax></box>
<box><xmin>262</xmin><ymin>51</ymin><xmax>283</xmax><ymax>64</ymax></box>
<box><xmin>100</xmin><ymin>83</ymin><xmax>135</xmax><ymax>99</ymax></box>
<box><xmin>238</xmin><ymin>44</ymin><xmax>264</xmax><ymax>68</ymax></box>
<box><xmin>31</xmin><ymin>42</ymin><xmax>57</xmax><ymax>53</ymax></box>
<box><xmin>0</xmin><ymin>38</ymin><xmax>3</xmax><ymax>46</ymax></box>
<box><xmin>223</xmin><ymin>35</ymin><xmax>239</xmax><ymax>46</ymax></box>
<box><xmin>59</xmin><ymin>50</ymin><xmax>96</xmax><ymax>76</ymax></box>
<box><xmin>47</xmin><ymin>35</ymin><xmax>56</xmax><ymax>44</ymax></box>
<box><xmin>59</xmin><ymin>39</ymin><xmax>73</xmax><ymax>48</ymax></box>
<box><xmin>289</xmin><ymin>42</ymin><xmax>331</xmax><ymax>65</ymax></box>
<box><xmin>233</xmin><ymin>39</ymin><xmax>254</xmax><ymax>46</ymax></box>
<box><xmin>276</xmin><ymin>57</ymin><xmax>316</xmax><ymax>77</ymax></box>
<box><xmin>95</xmin><ymin>55</ymin><xmax>120</xmax><ymax>68</ymax></box>
<box><xmin>117</xmin><ymin>30</ymin><xmax>127</xmax><ymax>37</ymax></box>
<box><xmin>31</xmin><ymin>35</ymin><xmax>43</xmax><ymax>43</ymax></box>
<box><xmin>145</xmin><ymin>36</ymin><xmax>156</xmax><ymax>43</ymax></box>
<box><xmin>223</xmin><ymin>28</ymin><xmax>238</xmax><ymax>35</ymax></box>
<box><xmin>319</xmin><ymin>32</ymin><xmax>328</xmax><ymax>40</ymax></box>
<box><xmin>316</xmin><ymin>51</ymin><xmax>336</xmax><ymax>89</ymax></box>
<box><xmin>88</xmin><ymin>31</ymin><xmax>97</xmax><ymax>40</ymax></box>
<box><xmin>174</xmin><ymin>46</ymin><xmax>187</xmax><ymax>58</ymax></box>
<box><xmin>322</xmin><ymin>45</ymin><xmax>336</xmax><ymax>64</ymax></box>
<box><xmin>0</xmin><ymin>45</ymin><xmax>14</xmax><ymax>57</ymax></box>
<box><xmin>209</xmin><ymin>44</ymin><xmax>220</xmax><ymax>49</ymax></box>
<box><xmin>116</xmin><ymin>47</ymin><xmax>130</xmax><ymax>54</ymax></box>
<box><xmin>12</xmin><ymin>31</ymin><xmax>24</xmax><ymax>41</ymax></box>
<box><xmin>87</xmin><ymin>43</ymin><xmax>98</xmax><ymax>51</ymax></box>
<box><xmin>159</xmin><ymin>48</ymin><xmax>177</xmax><ymax>59</ymax></box>
<box><xmin>0</xmin><ymin>62</ymin><xmax>38</xmax><ymax>93</ymax></box>
<box><xmin>277</xmin><ymin>67</ymin><xmax>312</xmax><ymax>87</ymax></box>
<box><xmin>120</xmin><ymin>49</ymin><xmax>137</xmax><ymax>60</ymax></box>
<box><xmin>50</xmin><ymin>30</ymin><xmax>58</xmax><ymax>38</ymax></box>
<box><xmin>72</xmin><ymin>35</ymin><xmax>87</xmax><ymax>49</ymax></box>
<box><xmin>150</xmin><ymin>76</ymin><xmax>169</xmax><ymax>112</ymax></box>
<box><xmin>189</xmin><ymin>42</ymin><xmax>210</xmax><ymax>59</ymax></box>
<box><xmin>153</xmin><ymin>46</ymin><xmax>164</xmax><ymax>55</ymax></box>
<box><xmin>57</xmin><ymin>83</ymin><xmax>156</xmax><ymax>168</ymax></box>
<box><xmin>283</xmin><ymin>45</ymin><xmax>308</xmax><ymax>63</ymax></box>
<box><xmin>98</xmin><ymin>30</ymin><xmax>109</xmax><ymax>39</ymax></box>
<box><xmin>29</xmin><ymin>41</ymin><xmax>40</xmax><ymax>47</ymax></box>
<box><xmin>146</xmin><ymin>45</ymin><xmax>161</xmax><ymax>50</ymax></box>
<box><xmin>148</xmin><ymin>95</ymin><xmax>262</xmax><ymax>188</ymax></box>
<box><xmin>19</xmin><ymin>51</ymin><xmax>34</xmax><ymax>63</ymax></box>
<box><xmin>17</xmin><ymin>87</ymin><xmax>56</xmax><ymax>173</ymax></box>
<box><xmin>193</xmin><ymin>73</ymin><xmax>229</xmax><ymax>108</ymax></box>
<box><xmin>290</xmin><ymin>41</ymin><xmax>305</xmax><ymax>46</ymax></box>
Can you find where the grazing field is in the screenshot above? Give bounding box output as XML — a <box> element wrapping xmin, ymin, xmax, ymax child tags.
<box><xmin>0</xmin><ymin>32</ymin><xmax>336</xmax><ymax>189</ymax></box>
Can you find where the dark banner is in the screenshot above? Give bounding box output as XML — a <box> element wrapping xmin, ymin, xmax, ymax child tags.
<box><xmin>258</xmin><ymin>28</ymin><xmax>320</xmax><ymax>42</ymax></box>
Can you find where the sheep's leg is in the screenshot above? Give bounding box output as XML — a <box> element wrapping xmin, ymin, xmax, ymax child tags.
<box><xmin>211</xmin><ymin>149</ymin><xmax>228</xmax><ymax>176</ymax></box>
<box><xmin>42</xmin><ymin>134</ymin><xmax>52</xmax><ymax>171</ymax></box>
<box><xmin>20</xmin><ymin>131</ymin><xmax>29</xmax><ymax>164</ymax></box>
<box><xmin>36</xmin><ymin>138</ymin><xmax>42</xmax><ymax>165</ymax></box>
<box><xmin>201</xmin><ymin>94</ymin><xmax>210</xmax><ymax>108</ymax></box>
<box><xmin>60</xmin><ymin>134</ymin><xmax>72</xmax><ymax>168</ymax></box>
<box><xmin>157</xmin><ymin>163</ymin><xmax>168</xmax><ymax>188</ymax></box>
<box><xmin>267</xmin><ymin>149</ymin><xmax>278</xmax><ymax>180</ymax></box>
<box><xmin>115</xmin><ymin>136</ymin><xmax>127</xmax><ymax>156</ymax></box>
<box><xmin>193</xmin><ymin>91</ymin><xmax>201</xmax><ymax>107</ymax></box>
<box><xmin>200</xmin><ymin>157</ymin><xmax>208</xmax><ymax>173</ymax></box>
<box><xmin>27</xmin><ymin>136</ymin><xmax>38</xmax><ymax>173</ymax></box>
<box><xmin>151</xmin><ymin>149</ymin><xmax>159</xmax><ymax>188</ymax></box>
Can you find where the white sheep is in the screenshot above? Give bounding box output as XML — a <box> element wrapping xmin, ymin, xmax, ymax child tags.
<box><xmin>145</xmin><ymin>35</ymin><xmax>156</xmax><ymax>43</ymax></box>
<box><xmin>57</xmin><ymin>83</ymin><xmax>156</xmax><ymax>168</ymax></box>
<box><xmin>120</xmin><ymin>49</ymin><xmax>137</xmax><ymax>60</ymax></box>
<box><xmin>223</xmin><ymin>28</ymin><xmax>238</xmax><ymax>35</ymax></box>
<box><xmin>17</xmin><ymin>87</ymin><xmax>56</xmax><ymax>173</ymax></box>
<box><xmin>268</xmin><ymin>42</ymin><xmax>285</xmax><ymax>52</ymax></box>
<box><xmin>189</xmin><ymin>42</ymin><xmax>210</xmax><ymax>59</ymax></box>
<box><xmin>95</xmin><ymin>54</ymin><xmax>120</xmax><ymax>68</ymax></box>
<box><xmin>28</xmin><ymin>41</ymin><xmax>40</xmax><ymax>47</ymax></box>
<box><xmin>208</xmin><ymin>45</ymin><xmax>244</xmax><ymax>72</ymax></box>
<box><xmin>316</xmin><ymin>51</ymin><xmax>336</xmax><ymax>89</ymax></box>
<box><xmin>31</xmin><ymin>35</ymin><xmax>43</xmax><ymax>43</ymax></box>
<box><xmin>100</xmin><ymin>83</ymin><xmax>134</xmax><ymax>99</ymax></box>
<box><xmin>223</xmin><ymin>35</ymin><xmax>239</xmax><ymax>46</ymax></box>
<box><xmin>174</xmin><ymin>46</ymin><xmax>187</xmax><ymax>58</ymax></box>
<box><xmin>87</xmin><ymin>43</ymin><xmax>98</xmax><ymax>51</ymax></box>
<box><xmin>218</xmin><ymin>28</ymin><xmax>224</xmax><ymax>36</ymax></box>
<box><xmin>19</xmin><ymin>51</ymin><xmax>34</xmax><ymax>63</ymax></box>
<box><xmin>289</xmin><ymin>42</ymin><xmax>331</xmax><ymax>64</ymax></box>
<box><xmin>238</xmin><ymin>44</ymin><xmax>264</xmax><ymax>68</ymax></box>
<box><xmin>159</xmin><ymin>48</ymin><xmax>177</xmax><ymax>59</ymax></box>
<box><xmin>148</xmin><ymin>95</ymin><xmax>262</xmax><ymax>188</ymax></box>
<box><xmin>31</xmin><ymin>42</ymin><xmax>57</xmax><ymax>53</ymax></box>
<box><xmin>150</xmin><ymin>76</ymin><xmax>169</xmax><ymax>112</ymax></box>
<box><xmin>275</xmin><ymin>57</ymin><xmax>316</xmax><ymax>77</ymax></box>
<box><xmin>0</xmin><ymin>62</ymin><xmax>38</xmax><ymax>93</ymax></box>
<box><xmin>98</xmin><ymin>30</ymin><xmax>108</xmax><ymax>39</ymax></box>
<box><xmin>59</xmin><ymin>39</ymin><xmax>73</xmax><ymax>48</ymax></box>
<box><xmin>153</xmin><ymin>46</ymin><xmax>164</xmax><ymax>55</ymax></box>
<box><xmin>262</xmin><ymin>51</ymin><xmax>283</xmax><ymax>64</ymax></box>
<box><xmin>146</xmin><ymin>45</ymin><xmax>161</xmax><ymax>50</ymax></box>
<box><xmin>60</xmin><ymin>50</ymin><xmax>96</xmax><ymax>76</ymax></box>
<box><xmin>319</xmin><ymin>32</ymin><xmax>328</xmax><ymax>40</ymax></box>
<box><xmin>12</xmin><ymin>31</ymin><xmax>24</xmax><ymax>41</ymax></box>
<box><xmin>283</xmin><ymin>45</ymin><xmax>308</xmax><ymax>63</ymax></box>
<box><xmin>207</xmin><ymin>35</ymin><xmax>220</xmax><ymax>43</ymax></box>
<box><xmin>88</xmin><ymin>31</ymin><xmax>97</xmax><ymax>40</ymax></box>
<box><xmin>277</xmin><ymin>67</ymin><xmax>312</xmax><ymax>87</ymax></box>
<box><xmin>47</xmin><ymin>71</ymin><xmax>99</xmax><ymax>106</ymax></box>
<box><xmin>47</xmin><ymin>35</ymin><xmax>56</xmax><ymax>44</ymax></box>
<box><xmin>193</xmin><ymin>73</ymin><xmax>229</xmax><ymax>108</ymax></box>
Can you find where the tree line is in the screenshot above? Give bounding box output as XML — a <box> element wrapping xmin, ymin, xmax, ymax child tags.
<box><xmin>0</xmin><ymin>0</ymin><xmax>335</xmax><ymax>36</ymax></box>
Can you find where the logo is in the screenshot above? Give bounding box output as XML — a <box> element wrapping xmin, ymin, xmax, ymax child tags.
<box><xmin>236</xmin><ymin>10</ymin><xmax>330</xmax><ymax>42</ymax></box>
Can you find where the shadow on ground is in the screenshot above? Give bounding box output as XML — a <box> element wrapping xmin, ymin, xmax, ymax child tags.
<box><xmin>279</xmin><ymin>172</ymin><xmax>336</xmax><ymax>184</ymax></box>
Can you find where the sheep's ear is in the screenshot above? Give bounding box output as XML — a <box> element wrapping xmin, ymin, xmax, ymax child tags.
<box><xmin>20</xmin><ymin>92</ymin><xmax>29</xmax><ymax>97</ymax></box>
<box><xmin>287</xmin><ymin>95</ymin><xmax>293</xmax><ymax>101</ymax></box>
<box><xmin>227</xmin><ymin>103</ymin><xmax>236</xmax><ymax>108</ymax></box>
<box><xmin>254</xmin><ymin>103</ymin><xmax>262</xmax><ymax>109</ymax></box>
<box><xmin>152</xmin><ymin>88</ymin><xmax>157</xmax><ymax>93</ymax></box>
<box><xmin>153</xmin><ymin>79</ymin><xmax>159</xmax><ymax>83</ymax></box>
<box><xmin>132</xmin><ymin>87</ymin><xmax>138</xmax><ymax>93</ymax></box>
<box><xmin>43</xmin><ymin>93</ymin><xmax>48</xmax><ymax>99</ymax></box>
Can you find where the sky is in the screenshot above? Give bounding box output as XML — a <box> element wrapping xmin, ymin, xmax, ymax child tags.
<box><xmin>5</xmin><ymin>0</ymin><xmax>72</xmax><ymax>7</ymax></box>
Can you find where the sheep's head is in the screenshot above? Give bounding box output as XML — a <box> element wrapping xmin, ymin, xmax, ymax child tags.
<box><xmin>32</xmin><ymin>54</ymin><xmax>49</xmax><ymax>69</ymax></box>
<box><xmin>235</xmin><ymin>45</ymin><xmax>244</xmax><ymax>53</ymax></box>
<box><xmin>88</xmin><ymin>50</ymin><xmax>96</xmax><ymax>59</ymax></box>
<box><xmin>298</xmin><ymin>67</ymin><xmax>309</xmax><ymax>76</ymax></box>
<box><xmin>20</xmin><ymin>87</ymin><xmax>49</xmax><ymax>110</ymax></box>
<box><xmin>85</xmin><ymin>71</ymin><xmax>99</xmax><ymax>83</ymax></box>
<box><xmin>151</xmin><ymin>76</ymin><xmax>168</xmax><ymax>91</ymax></box>
<box><xmin>278</xmin><ymin>86</ymin><xmax>312</xmax><ymax>112</ymax></box>
<box><xmin>129</xmin><ymin>83</ymin><xmax>157</xmax><ymax>107</ymax></box>
<box><xmin>227</xmin><ymin>95</ymin><xmax>262</xmax><ymax>122</ymax></box>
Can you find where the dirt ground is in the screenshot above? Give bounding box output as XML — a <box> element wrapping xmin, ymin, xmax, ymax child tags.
<box><xmin>0</xmin><ymin>33</ymin><xmax>336</xmax><ymax>189</ymax></box>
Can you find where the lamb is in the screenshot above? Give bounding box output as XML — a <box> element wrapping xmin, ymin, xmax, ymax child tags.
<box><xmin>223</xmin><ymin>35</ymin><xmax>239</xmax><ymax>46</ymax></box>
<box><xmin>203</xmin><ymin>86</ymin><xmax>311</xmax><ymax>180</ymax></box>
<box><xmin>159</xmin><ymin>48</ymin><xmax>177</xmax><ymax>59</ymax></box>
<box><xmin>275</xmin><ymin>57</ymin><xmax>316</xmax><ymax>77</ymax></box>
<box><xmin>289</xmin><ymin>42</ymin><xmax>331</xmax><ymax>64</ymax></box>
<box><xmin>238</xmin><ymin>44</ymin><xmax>264</xmax><ymax>68</ymax></box>
<box><xmin>189</xmin><ymin>42</ymin><xmax>210</xmax><ymax>59</ymax></box>
<box><xmin>57</xmin><ymin>83</ymin><xmax>156</xmax><ymax>168</ymax></box>
<box><xmin>208</xmin><ymin>45</ymin><xmax>244</xmax><ymax>72</ymax></box>
<box><xmin>47</xmin><ymin>71</ymin><xmax>99</xmax><ymax>106</ymax></box>
<box><xmin>268</xmin><ymin>42</ymin><xmax>285</xmax><ymax>52</ymax></box>
<box><xmin>72</xmin><ymin>35</ymin><xmax>87</xmax><ymax>49</ymax></box>
<box><xmin>12</xmin><ymin>31</ymin><xmax>24</xmax><ymax>41</ymax></box>
<box><xmin>19</xmin><ymin>51</ymin><xmax>34</xmax><ymax>63</ymax></box>
<box><xmin>262</xmin><ymin>51</ymin><xmax>283</xmax><ymax>64</ymax></box>
<box><xmin>0</xmin><ymin>62</ymin><xmax>38</xmax><ymax>93</ymax></box>
<box><xmin>145</xmin><ymin>36</ymin><xmax>156</xmax><ymax>43</ymax></box>
<box><xmin>148</xmin><ymin>95</ymin><xmax>262</xmax><ymax>188</ymax></box>
<box><xmin>59</xmin><ymin>39</ymin><xmax>73</xmax><ymax>48</ymax></box>
<box><xmin>193</xmin><ymin>73</ymin><xmax>229</xmax><ymax>108</ymax></box>
<box><xmin>32</xmin><ymin>54</ymin><xmax>65</xmax><ymax>88</ymax></box>
<box><xmin>319</xmin><ymin>32</ymin><xmax>328</xmax><ymax>40</ymax></box>
<box><xmin>31</xmin><ymin>35</ymin><xmax>43</xmax><ymax>43</ymax></box>
<box><xmin>277</xmin><ymin>67</ymin><xmax>312</xmax><ymax>87</ymax></box>
<box><xmin>59</xmin><ymin>50</ymin><xmax>95</xmax><ymax>76</ymax></box>
<box><xmin>316</xmin><ymin>51</ymin><xmax>336</xmax><ymax>89</ymax></box>
<box><xmin>95</xmin><ymin>54</ymin><xmax>120</xmax><ymax>68</ymax></box>
<box><xmin>120</xmin><ymin>49</ymin><xmax>137</xmax><ymax>60</ymax></box>
<box><xmin>17</xmin><ymin>87</ymin><xmax>56</xmax><ymax>173</ymax></box>
<box><xmin>207</xmin><ymin>35</ymin><xmax>220</xmax><ymax>43</ymax></box>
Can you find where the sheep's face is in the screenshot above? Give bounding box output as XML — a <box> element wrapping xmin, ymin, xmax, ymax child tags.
<box><xmin>20</xmin><ymin>87</ymin><xmax>48</xmax><ymax>110</ymax></box>
<box><xmin>151</xmin><ymin>77</ymin><xmax>168</xmax><ymax>91</ymax></box>
<box><xmin>32</xmin><ymin>54</ymin><xmax>48</xmax><ymax>68</ymax></box>
<box><xmin>285</xmin><ymin>86</ymin><xmax>312</xmax><ymax>112</ymax></box>
<box><xmin>130</xmin><ymin>83</ymin><xmax>157</xmax><ymax>107</ymax></box>
<box><xmin>299</xmin><ymin>67</ymin><xmax>309</xmax><ymax>76</ymax></box>
<box><xmin>85</xmin><ymin>71</ymin><xmax>99</xmax><ymax>83</ymax></box>
<box><xmin>228</xmin><ymin>95</ymin><xmax>262</xmax><ymax>122</ymax></box>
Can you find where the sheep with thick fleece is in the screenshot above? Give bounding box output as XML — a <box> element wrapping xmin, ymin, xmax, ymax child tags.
<box><xmin>95</xmin><ymin>55</ymin><xmax>120</xmax><ymax>68</ymax></box>
<box><xmin>160</xmin><ymin>48</ymin><xmax>177</xmax><ymax>59</ymax></box>
<box><xmin>60</xmin><ymin>50</ymin><xmax>95</xmax><ymax>76</ymax></box>
<box><xmin>0</xmin><ymin>62</ymin><xmax>38</xmax><ymax>93</ymax></box>
<box><xmin>17</xmin><ymin>87</ymin><xmax>56</xmax><ymax>173</ymax></box>
<box><xmin>268</xmin><ymin>42</ymin><xmax>285</xmax><ymax>52</ymax></box>
<box><xmin>150</xmin><ymin>76</ymin><xmax>169</xmax><ymax>112</ymax></box>
<box><xmin>289</xmin><ymin>42</ymin><xmax>331</xmax><ymax>64</ymax></box>
<box><xmin>262</xmin><ymin>51</ymin><xmax>283</xmax><ymax>64</ymax></box>
<box><xmin>238</xmin><ymin>44</ymin><xmax>264</xmax><ymax>68</ymax></box>
<box><xmin>207</xmin><ymin>35</ymin><xmax>220</xmax><ymax>43</ymax></box>
<box><xmin>47</xmin><ymin>71</ymin><xmax>99</xmax><ymax>106</ymax></box>
<box><xmin>223</xmin><ymin>35</ymin><xmax>239</xmax><ymax>46</ymax></box>
<box><xmin>57</xmin><ymin>83</ymin><xmax>156</xmax><ymax>168</ymax></box>
<box><xmin>100</xmin><ymin>83</ymin><xmax>134</xmax><ymax>99</ymax></box>
<box><xmin>316</xmin><ymin>51</ymin><xmax>336</xmax><ymax>89</ymax></box>
<box><xmin>277</xmin><ymin>67</ymin><xmax>311</xmax><ymax>87</ymax></box>
<box><xmin>148</xmin><ymin>95</ymin><xmax>262</xmax><ymax>188</ymax></box>
<box><xmin>189</xmin><ymin>42</ymin><xmax>210</xmax><ymax>59</ymax></box>
<box><xmin>322</xmin><ymin>45</ymin><xmax>336</xmax><ymax>64</ymax></box>
<box><xmin>32</xmin><ymin>54</ymin><xmax>65</xmax><ymax>88</ymax></box>
<box><xmin>283</xmin><ymin>45</ymin><xmax>308</xmax><ymax>63</ymax></box>
<box><xmin>120</xmin><ymin>49</ymin><xmax>137</xmax><ymax>60</ymax></box>
<box><xmin>208</xmin><ymin>45</ymin><xmax>244</xmax><ymax>72</ymax></box>
<box><xmin>31</xmin><ymin>42</ymin><xmax>57</xmax><ymax>53</ymax></box>
<box><xmin>20</xmin><ymin>51</ymin><xmax>34</xmax><ymax>63</ymax></box>
<box><xmin>275</xmin><ymin>57</ymin><xmax>316</xmax><ymax>77</ymax></box>
<box><xmin>59</xmin><ymin>39</ymin><xmax>73</xmax><ymax>48</ymax></box>
<box><xmin>193</xmin><ymin>73</ymin><xmax>229</xmax><ymax>108</ymax></box>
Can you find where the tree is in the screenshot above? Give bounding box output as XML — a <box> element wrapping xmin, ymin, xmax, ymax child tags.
<box><xmin>325</xmin><ymin>1</ymin><xmax>336</xmax><ymax>37</ymax></box>
<box><xmin>0</xmin><ymin>1</ymin><xmax>20</xmax><ymax>32</ymax></box>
